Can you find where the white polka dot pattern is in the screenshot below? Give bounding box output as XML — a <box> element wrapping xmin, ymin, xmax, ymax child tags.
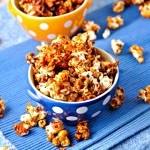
<box><xmin>71</xmin><ymin>26</ymin><xmax>78</xmax><ymax>33</ymax></box>
<box><xmin>39</xmin><ymin>23</ymin><xmax>49</xmax><ymax>30</ymax></box>
<box><xmin>50</xmin><ymin>97</ymin><xmax>110</xmax><ymax>121</ymax></box>
<box><xmin>91</xmin><ymin>111</ymin><xmax>101</xmax><ymax>118</ymax></box>
<box><xmin>64</xmin><ymin>20</ymin><xmax>72</xmax><ymax>28</ymax></box>
<box><xmin>103</xmin><ymin>95</ymin><xmax>111</xmax><ymax>105</ymax></box>
<box><xmin>17</xmin><ymin>16</ymin><xmax>84</xmax><ymax>40</ymax></box>
<box><xmin>76</xmin><ymin>107</ymin><xmax>88</xmax><ymax>114</ymax></box>
<box><xmin>52</xmin><ymin>106</ymin><xmax>63</xmax><ymax>114</ymax></box>
<box><xmin>28</xmin><ymin>30</ymin><xmax>37</xmax><ymax>37</ymax></box>
<box><xmin>16</xmin><ymin>15</ymin><xmax>23</xmax><ymax>23</ymax></box>
<box><xmin>66</xmin><ymin>116</ymin><xmax>78</xmax><ymax>121</ymax></box>
<box><xmin>47</xmin><ymin>34</ymin><xmax>57</xmax><ymax>40</ymax></box>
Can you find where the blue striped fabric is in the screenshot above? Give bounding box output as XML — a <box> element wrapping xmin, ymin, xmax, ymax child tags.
<box><xmin>0</xmin><ymin>3</ymin><xmax>150</xmax><ymax>150</ymax></box>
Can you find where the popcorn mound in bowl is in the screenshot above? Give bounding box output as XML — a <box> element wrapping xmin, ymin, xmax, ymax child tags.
<box><xmin>26</xmin><ymin>32</ymin><xmax>119</xmax><ymax>102</ymax></box>
<box><xmin>19</xmin><ymin>0</ymin><xmax>84</xmax><ymax>17</ymax></box>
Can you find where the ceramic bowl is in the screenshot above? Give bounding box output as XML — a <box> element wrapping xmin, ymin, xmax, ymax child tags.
<box><xmin>7</xmin><ymin>0</ymin><xmax>92</xmax><ymax>42</ymax></box>
<box><xmin>27</xmin><ymin>47</ymin><xmax>119</xmax><ymax>125</ymax></box>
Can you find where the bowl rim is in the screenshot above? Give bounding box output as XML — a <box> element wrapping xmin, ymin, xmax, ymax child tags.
<box><xmin>28</xmin><ymin>47</ymin><xmax>119</xmax><ymax>104</ymax></box>
<box><xmin>10</xmin><ymin>0</ymin><xmax>89</xmax><ymax>19</ymax></box>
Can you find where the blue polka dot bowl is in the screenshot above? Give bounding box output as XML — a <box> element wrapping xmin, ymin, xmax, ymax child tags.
<box><xmin>7</xmin><ymin>0</ymin><xmax>92</xmax><ymax>42</ymax></box>
<box><xmin>27</xmin><ymin>48</ymin><xmax>119</xmax><ymax>125</ymax></box>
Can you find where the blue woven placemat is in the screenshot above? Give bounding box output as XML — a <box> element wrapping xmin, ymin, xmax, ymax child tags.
<box><xmin>0</xmin><ymin>3</ymin><xmax>150</xmax><ymax>150</ymax></box>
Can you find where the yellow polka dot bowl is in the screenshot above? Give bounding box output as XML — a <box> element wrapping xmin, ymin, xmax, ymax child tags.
<box><xmin>27</xmin><ymin>48</ymin><xmax>119</xmax><ymax>125</ymax></box>
<box><xmin>7</xmin><ymin>0</ymin><xmax>92</xmax><ymax>42</ymax></box>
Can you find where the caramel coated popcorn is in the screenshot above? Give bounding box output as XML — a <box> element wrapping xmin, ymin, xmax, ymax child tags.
<box><xmin>0</xmin><ymin>98</ymin><xmax>5</xmax><ymax>118</ymax></box>
<box><xmin>123</xmin><ymin>0</ymin><xmax>133</xmax><ymax>6</ymax></box>
<box><xmin>22</xmin><ymin>103</ymin><xmax>47</xmax><ymax>128</ymax></box>
<box><xmin>122</xmin><ymin>0</ymin><xmax>150</xmax><ymax>18</ymax></box>
<box><xmin>110</xmin><ymin>86</ymin><xmax>125</xmax><ymax>109</ymax></box>
<box><xmin>82</xmin><ymin>21</ymin><xmax>100</xmax><ymax>34</ymax></box>
<box><xmin>113</xmin><ymin>1</ymin><xmax>125</xmax><ymax>13</ymax></box>
<box><xmin>14</xmin><ymin>103</ymin><xmax>47</xmax><ymax>136</ymax></box>
<box><xmin>82</xmin><ymin>21</ymin><xmax>100</xmax><ymax>40</ymax></box>
<box><xmin>111</xmin><ymin>39</ymin><xmax>124</xmax><ymax>55</ymax></box>
<box><xmin>137</xmin><ymin>85</ymin><xmax>150</xmax><ymax>103</ymax></box>
<box><xmin>26</xmin><ymin>33</ymin><xmax>119</xmax><ymax>102</ymax></box>
<box><xmin>46</xmin><ymin>120</ymin><xmax>71</xmax><ymax>147</ymax></box>
<box><xmin>107</xmin><ymin>15</ymin><xmax>124</xmax><ymax>30</ymax></box>
<box><xmin>129</xmin><ymin>44</ymin><xmax>144</xmax><ymax>64</ymax></box>
<box><xmin>102</xmin><ymin>28</ymin><xmax>111</xmax><ymax>39</ymax></box>
<box><xmin>13</xmin><ymin>122</ymin><xmax>31</xmax><ymax>136</ymax></box>
<box><xmin>0</xmin><ymin>146</ymin><xmax>9</xmax><ymax>150</ymax></box>
<box><xmin>19</xmin><ymin>0</ymin><xmax>84</xmax><ymax>17</ymax></box>
<box><xmin>139</xmin><ymin>1</ymin><xmax>150</xmax><ymax>18</ymax></box>
<box><xmin>75</xmin><ymin>122</ymin><xmax>90</xmax><ymax>141</ymax></box>
<box><xmin>132</xmin><ymin>0</ymin><xmax>144</xmax><ymax>5</ymax></box>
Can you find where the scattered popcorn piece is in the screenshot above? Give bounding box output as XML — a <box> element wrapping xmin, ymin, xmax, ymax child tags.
<box><xmin>137</xmin><ymin>85</ymin><xmax>150</xmax><ymax>103</ymax></box>
<box><xmin>113</xmin><ymin>1</ymin><xmax>125</xmax><ymax>13</ymax></box>
<box><xmin>139</xmin><ymin>1</ymin><xmax>150</xmax><ymax>18</ymax></box>
<box><xmin>111</xmin><ymin>39</ymin><xmax>124</xmax><ymax>55</ymax></box>
<box><xmin>81</xmin><ymin>21</ymin><xmax>100</xmax><ymax>40</ymax></box>
<box><xmin>0</xmin><ymin>146</ymin><xmax>9</xmax><ymax>150</ymax></box>
<box><xmin>107</xmin><ymin>15</ymin><xmax>124</xmax><ymax>30</ymax></box>
<box><xmin>82</xmin><ymin>21</ymin><xmax>100</xmax><ymax>33</ymax></box>
<box><xmin>14</xmin><ymin>103</ymin><xmax>47</xmax><ymax>136</ymax></box>
<box><xmin>13</xmin><ymin>122</ymin><xmax>31</xmax><ymax>136</ymax></box>
<box><xmin>0</xmin><ymin>98</ymin><xmax>5</xmax><ymax>118</ymax></box>
<box><xmin>102</xmin><ymin>28</ymin><xmax>111</xmax><ymax>39</ymax></box>
<box><xmin>46</xmin><ymin>119</ymin><xmax>64</xmax><ymax>141</ymax></box>
<box><xmin>46</xmin><ymin>119</ymin><xmax>71</xmax><ymax>147</ymax></box>
<box><xmin>110</xmin><ymin>86</ymin><xmax>125</xmax><ymax>109</ymax></box>
<box><xmin>52</xmin><ymin>130</ymin><xmax>70</xmax><ymax>147</ymax></box>
<box><xmin>75</xmin><ymin>122</ymin><xmax>90</xmax><ymax>141</ymax></box>
<box><xmin>20</xmin><ymin>113</ymin><xmax>37</xmax><ymax>127</ymax></box>
<box><xmin>124</xmin><ymin>0</ymin><xmax>133</xmax><ymax>6</ymax></box>
<box><xmin>87</xmin><ymin>30</ymin><xmax>97</xmax><ymax>40</ymax></box>
<box><xmin>132</xmin><ymin>0</ymin><xmax>144</xmax><ymax>5</ymax></box>
<box><xmin>38</xmin><ymin>119</ymin><xmax>47</xmax><ymax>128</ymax></box>
<box><xmin>129</xmin><ymin>44</ymin><xmax>144</xmax><ymax>63</ymax></box>
<box><xmin>26</xmin><ymin>102</ymin><xmax>47</xmax><ymax>122</ymax></box>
